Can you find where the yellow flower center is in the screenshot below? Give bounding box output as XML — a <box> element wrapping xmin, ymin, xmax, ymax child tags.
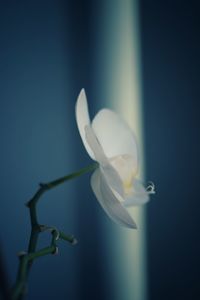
<box><xmin>109</xmin><ymin>155</ymin><xmax>137</xmax><ymax>196</ymax></box>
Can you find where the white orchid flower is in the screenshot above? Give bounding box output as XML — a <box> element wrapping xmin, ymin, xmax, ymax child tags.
<box><xmin>75</xmin><ymin>89</ymin><xmax>155</xmax><ymax>229</ymax></box>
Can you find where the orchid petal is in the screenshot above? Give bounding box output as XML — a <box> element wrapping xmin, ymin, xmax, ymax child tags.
<box><xmin>91</xmin><ymin>168</ymin><xmax>137</xmax><ymax>229</ymax></box>
<box><xmin>75</xmin><ymin>89</ymin><xmax>95</xmax><ymax>159</ymax></box>
<box><xmin>123</xmin><ymin>179</ymin><xmax>150</xmax><ymax>207</ymax></box>
<box><xmin>85</xmin><ymin>125</ymin><xmax>124</xmax><ymax>197</ymax></box>
<box><xmin>100</xmin><ymin>164</ymin><xmax>124</xmax><ymax>198</ymax></box>
<box><xmin>92</xmin><ymin>109</ymin><xmax>138</xmax><ymax>173</ymax></box>
<box><xmin>84</xmin><ymin>125</ymin><xmax>108</xmax><ymax>165</ymax></box>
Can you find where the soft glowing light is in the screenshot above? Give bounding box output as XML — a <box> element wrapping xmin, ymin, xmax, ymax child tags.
<box><xmin>95</xmin><ymin>0</ymin><xmax>148</xmax><ymax>299</ymax></box>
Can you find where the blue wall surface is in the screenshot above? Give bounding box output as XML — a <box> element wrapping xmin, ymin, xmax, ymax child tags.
<box><xmin>0</xmin><ymin>1</ymin><xmax>200</xmax><ymax>300</ymax></box>
<box><xmin>140</xmin><ymin>1</ymin><xmax>200</xmax><ymax>300</ymax></box>
<box><xmin>0</xmin><ymin>1</ymin><xmax>105</xmax><ymax>300</ymax></box>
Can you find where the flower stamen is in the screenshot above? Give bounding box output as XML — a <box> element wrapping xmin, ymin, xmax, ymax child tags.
<box><xmin>146</xmin><ymin>181</ymin><xmax>155</xmax><ymax>194</ymax></box>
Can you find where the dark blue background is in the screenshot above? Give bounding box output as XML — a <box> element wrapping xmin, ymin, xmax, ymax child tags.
<box><xmin>0</xmin><ymin>1</ymin><xmax>200</xmax><ymax>300</ymax></box>
<box><xmin>140</xmin><ymin>1</ymin><xmax>200</xmax><ymax>300</ymax></box>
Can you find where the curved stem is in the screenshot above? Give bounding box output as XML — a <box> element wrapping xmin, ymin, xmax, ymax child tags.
<box><xmin>12</xmin><ymin>231</ymin><xmax>58</xmax><ymax>300</ymax></box>
<box><xmin>11</xmin><ymin>163</ymin><xmax>97</xmax><ymax>300</ymax></box>
<box><xmin>27</xmin><ymin>163</ymin><xmax>98</xmax><ymax>226</ymax></box>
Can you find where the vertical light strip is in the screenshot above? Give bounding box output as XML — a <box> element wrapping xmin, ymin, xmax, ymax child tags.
<box><xmin>96</xmin><ymin>1</ymin><xmax>147</xmax><ymax>299</ymax></box>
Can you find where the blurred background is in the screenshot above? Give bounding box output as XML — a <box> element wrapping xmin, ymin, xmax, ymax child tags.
<box><xmin>0</xmin><ymin>1</ymin><xmax>199</xmax><ymax>300</ymax></box>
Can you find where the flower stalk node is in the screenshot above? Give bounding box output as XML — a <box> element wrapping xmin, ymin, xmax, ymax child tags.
<box><xmin>17</xmin><ymin>251</ymin><xmax>27</xmax><ymax>258</ymax></box>
<box><xmin>52</xmin><ymin>247</ymin><xmax>59</xmax><ymax>255</ymax></box>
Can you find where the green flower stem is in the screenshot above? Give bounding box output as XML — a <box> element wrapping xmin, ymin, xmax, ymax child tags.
<box><xmin>12</xmin><ymin>231</ymin><xmax>58</xmax><ymax>300</ymax></box>
<box><xmin>27</xmin><ymin>163</ymin><xmax>98</xmax><ymax>227</ymax></box>
<box><xmin>59</xmin><ymin>231</ymin><xmax>77</xmax><ymax>244</ymax></box>
<box><xmin>11</xmin><ymin>163</ymin><xmax>97</xmax><ymax>300</ymax></box>
<box><xmin>26</xmin><ymin>162</ymin><xmax>97</xmax><ymax>255</ymax></box>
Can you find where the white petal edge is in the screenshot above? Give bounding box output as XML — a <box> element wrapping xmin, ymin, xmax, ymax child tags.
<box><xmin>85</xmin><ymin>125</ymin><xmax>124</xmax><ymax>197</ymax></box>
<box><xmin>91</xmin><ymin>168</ymin><xmax>137</xmax><ymax>229</ymax></box>
<box><xmin>92</xmin><ymin>109</ymin><xmax>138</xmax><ymax>173</ymax></box>
<box><xmin>75</xmin><ymin>89</ymin><xmax>95</xmax><ymax>159</ymax></box>
<box><xmin>100</xmin><ymin>164</ymin><xmax>124</xmax><ymax>198</ymax></box>
<box><xmin>84</xmin><ymin>125</ymin><xmax>108</xmax><ymax>165</ymax></box>
<box><xmin>123</xmin><ymin>179</ymin><xmax>150</xmax><ymax>207</ymax></box>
